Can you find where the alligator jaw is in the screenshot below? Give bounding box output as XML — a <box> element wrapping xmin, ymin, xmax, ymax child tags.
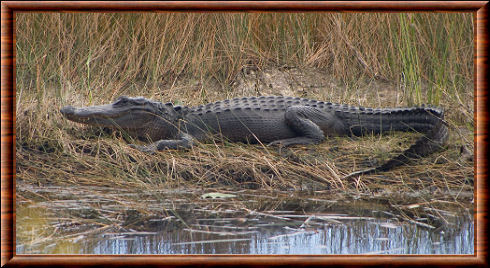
<box><xmin>60</xmin><ymin>103</ymin><xmax>152</xmax><ymax>129</ymax></box>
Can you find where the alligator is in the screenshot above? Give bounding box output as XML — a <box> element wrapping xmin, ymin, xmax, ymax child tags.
<box><xmin>60</xmin><ymin>95</ymin><xmax>449</xmax><ymax>177</ymax></box>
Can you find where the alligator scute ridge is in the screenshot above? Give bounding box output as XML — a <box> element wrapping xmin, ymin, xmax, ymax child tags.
<box><xmin>60</xmin><ymin>95</ymin><xmax>449</xmax><ymax>178</ymax></box>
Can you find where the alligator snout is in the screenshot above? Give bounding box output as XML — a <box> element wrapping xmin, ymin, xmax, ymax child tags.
<box><xmin>60</xmin><ymin>106</ymin><xmax>83</xmax><ymax>122</ymax></box>
<box><xmin>60</xmin><ymin>106</ymin><xmax>75</xmax><ymax>116</ymax></box>
<box><xmin>60</xmin><ymin>105</ymin><xmax>96</xmax><ymax>124</ymax></box>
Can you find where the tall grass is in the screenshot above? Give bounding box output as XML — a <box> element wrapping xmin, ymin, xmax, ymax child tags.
<box><xmin>396</xmin><ymin>14</ymin><xmax>422</xmax><ymax>105</ymax></box>
<box><xmin>16</xmin><ymin>13</ymin><xmax>473</xmax><ymax>103</ymax></box>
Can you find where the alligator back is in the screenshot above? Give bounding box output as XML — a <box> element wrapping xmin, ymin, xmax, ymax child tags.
<box><xmin>180</xmin><ymin>96</ymin><xmax>448</xmax><ymax>176</ymax></box>
<box><xmin>184</xmin><ymin>107</ymin><xmax>297</xmax><ymax>143</ymax></box>
<box><xmin>184</xmin><ymin>95</ymin><xmax>445</xmax><ymax>137</ymax></box>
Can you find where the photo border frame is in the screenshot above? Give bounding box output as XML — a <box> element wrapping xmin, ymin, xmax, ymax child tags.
<box><xmin>1</xmin><ymin>1</ymin><xmax>487</xmax><ymax>267</ymax></box>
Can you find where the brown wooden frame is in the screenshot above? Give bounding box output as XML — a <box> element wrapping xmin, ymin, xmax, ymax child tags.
<box><xmin>1</xmin><ymin>1</ymin><xmax>487</xmax><ymax>267</ymax></box>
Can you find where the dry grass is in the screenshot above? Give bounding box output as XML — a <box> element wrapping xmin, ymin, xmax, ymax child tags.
<box><xmin>15</xmin><ymin>13</ymin><xmax>473</xmax><ymax>208</ymax></box>
<box><xmin>16</xmin><ymin>13</ymin><xmax>472</xmax><ymax>101</ymax></box>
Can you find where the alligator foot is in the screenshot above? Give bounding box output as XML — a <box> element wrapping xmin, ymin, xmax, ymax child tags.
<box><xmin>129</xmin><ymin>144</ymin><xmax>158</xmax><ymax>154</ymax></box>
<box><xmin>129</xmin><ymin>133</ymin><xmax>194</xmax><ymax>153</ymax></box>
<box><xmin>267</xmin><ymin>137</ymin><xmax>322</xmax><ymax>147</ymax></box>
<box><xmin>267</xmin><ymin>106</ymin><xmax>330</xmax><ymax>147</ymax></box>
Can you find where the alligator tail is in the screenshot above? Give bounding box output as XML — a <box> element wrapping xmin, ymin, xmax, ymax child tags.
<box><xmin>344</xmin><ymin>112</ymin><xmax>449</xmax><ymax>178</ymax></box>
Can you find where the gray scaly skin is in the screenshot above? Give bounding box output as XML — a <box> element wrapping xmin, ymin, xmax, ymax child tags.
<box><xmin>60</xmin><ymin>95</ymin><xmax>449</xmax><ymax>177</ymax></box>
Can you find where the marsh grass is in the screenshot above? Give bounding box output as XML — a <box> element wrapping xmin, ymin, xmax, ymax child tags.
<box><xmin>16</xmin><ymin>13</ymin><xmax>473</xmax><ymax>99</ymax></box>
<box><xmin>15</xmin><ymin>13</ymin><xmax>474</xmax><ymax>221</ymax></box>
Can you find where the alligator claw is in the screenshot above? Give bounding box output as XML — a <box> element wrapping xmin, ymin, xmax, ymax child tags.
<box><xmin>268</xmin><ymin>137</ymin><xmax>320</xmax><ymax>147</ymax></box>
<box><xmin>267</xmin><ymin>141</ymin><xmax>283</xmax><ymax>147</ymax></box>
<box><xmin>129</xmin><ymin>144</ymin><xmax>156</xmax><ymax>154</ymax></box>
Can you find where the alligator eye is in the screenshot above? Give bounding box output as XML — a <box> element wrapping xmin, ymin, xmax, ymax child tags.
<box><xmin>114</xmin><ymin>96</ymin><xmax>129</xmax><ymax>106</ymax></box>
<box><xmin>133</xmin><ymin>97</ymin><xmax>148</xmax><ymax>104</ymax></box>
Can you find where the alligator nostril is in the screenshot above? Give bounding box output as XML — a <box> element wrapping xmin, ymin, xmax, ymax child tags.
<box><xmin>60</xmin><ymin>106</ymin><xmax>75</xmax><ymax>116</ymax></box>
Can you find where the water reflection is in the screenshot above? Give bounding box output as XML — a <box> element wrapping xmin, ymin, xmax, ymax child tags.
<box><xmin>84</xmin><ymin>218</ymin><xmax>473</xmax><ymax>254</ymax></box>
<box><xmin>18</xmin><ymin>214</ymin><xmax>474</xmax><ymax>255</ymax></box>
<box><xmin>16</xmin><ymin>185</ymin><xmax>474</xmax><ymax>255</ymax></box>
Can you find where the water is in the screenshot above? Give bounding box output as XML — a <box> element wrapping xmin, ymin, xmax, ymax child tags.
<box><xmin>16</xmin><ymin>185</ymin><xmax>474</xmax><ymax>255</ymax></box>
<box><xmin>83</xmin><ymin>218</ymin><xmax>473</xmax><ymax>254</ymax></box>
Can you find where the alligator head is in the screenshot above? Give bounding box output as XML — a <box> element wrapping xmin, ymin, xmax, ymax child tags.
<box><xmin>60</xmin><ymin>96</ymin><xmax>180</xmax><ymax>140</ymax></box>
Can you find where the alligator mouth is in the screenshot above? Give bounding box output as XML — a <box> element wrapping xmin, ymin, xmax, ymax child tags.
<box><xmin>60</xmin><ymin>104</ymin><xmax>153</xmax><ymax>127</ymax></box>
<box><xmin>61</xmin><ymin>105</ymin><xmax>123</xmax><ymax>118</ymax></box>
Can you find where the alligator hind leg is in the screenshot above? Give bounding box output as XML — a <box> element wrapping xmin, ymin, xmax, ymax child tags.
<box><xmin>268</xmin><ymin>106</ymin><xmax>327</xmax><ymax>147</ymax></box>
<box><xmin>129</xmin><ymin>133</ymin><xmax>194</xmax><ymax>153</ymax></box>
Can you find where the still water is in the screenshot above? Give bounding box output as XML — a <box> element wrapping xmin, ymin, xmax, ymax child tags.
<box><xmin>83</xmin><ymin>218</ymin><xmax>473</xmax><ymax>254</ymax></box>
<box><xmin>16</xmin><ymin>185</ymin><xmax>474</xmax><ymax>255</ymax></box>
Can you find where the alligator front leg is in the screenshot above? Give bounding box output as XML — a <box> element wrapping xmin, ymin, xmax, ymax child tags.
<box><xmin>129</xmin><ymin>133</ymin><xmax>194</xmax><ymax>153</ymax></box>
<box><xmin>268</xmin><ymin>106</ymin><xmax>329</xmax><ymax>147</ymax></box>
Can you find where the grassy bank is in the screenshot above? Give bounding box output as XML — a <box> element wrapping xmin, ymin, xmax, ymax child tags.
<box><xmin>15</xmin><ymin>13</ymin><xmax>473</xmax><ymax>200</ymax></box>
<box><xmin>16</xmin><ymin>13</ymin><xmax>472</xmax><ymax>102</ymax></box>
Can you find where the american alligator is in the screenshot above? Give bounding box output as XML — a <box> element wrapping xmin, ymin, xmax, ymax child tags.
<box><xmin>60</xmin><ymin>95</ymin><xmax>448</xmax><ymax>177</ymax></box>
